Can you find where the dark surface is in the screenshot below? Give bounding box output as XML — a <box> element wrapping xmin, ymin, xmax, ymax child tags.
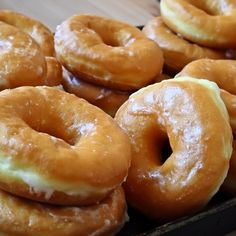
<box><xmin>118</xmin><ymin>191</ymin><xmax>236</xmax><ymax>236</ymax></box>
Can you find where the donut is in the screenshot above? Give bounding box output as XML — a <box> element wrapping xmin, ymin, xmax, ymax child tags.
<box><xmin>177</xmin><ymin>59</ymin><xmax>236</xmax><ymax>95</ymax></box>
<box><xmin>0</xmin><ymin>9</ymin><xmax>55</xmax><ymax>56</ymax></box>
<box><xmin>0</xmin><ymin>22</ymin><xmax>63</xmax><ymax>89</ymax></box>
<box><xmin>0</xmin><ymin>86</ymin><xmax>131</xmax><ymax>205</ymax></box>
<box><xmin>0</xmin><ymin>22</ymin><xmax>46</xmax><ymax>89</ymax></box>
<box><xmin>0</xmin><ymin>187</ymin><xmax>127</xmax><ymax>236</ymax></box>
<box><xmin>142</xmin><ymin>17</ymin><xmax>226</xmax><ymax>73</ymax></box>
<box><xmin>176</xmin><ymin>59</ymin><xmax>236</xmax><ymax>195</ymax></box>
<box><xmin>45</xmin><ymin>57</ymin><xmax>63</xmax><ymax>86</ymax></box>
<box><xmin>115</xmin><ymin>77</ymin><xmax>232</xmax><ymax>220</ymax></box>
<box><xmin>177</xmin><ymin>59</ymin><xmax>236</xmax><ymax>132</ymax></box>
<box><xmin>54</xmin><ymin>14</ymin><xmax>164</xmax><ymax>91</ymax></box>
<box><xmin>62</xmin><ymin>69</ymin><xmax>130</xmax><ymax>117</ymax></box>
<box><xmin>160</xmin><ymin>0</ymin><xmax>236</xmax><ymax>48</ymax></box>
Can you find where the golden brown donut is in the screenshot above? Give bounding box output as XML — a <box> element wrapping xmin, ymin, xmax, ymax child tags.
<box><xmin>0</xmin><ymin>187</ymin><xmax>127</xmax><ymax>236</ymax></box>
<box><xmin>0</xmin><ymin>23</ymin><xmax>62</xmax><ymax>89</ymax></box>
<box><xmin>177</xmin><ymin>59</ymin><xmax>236</xmax><ymax>95</ymax></box>
<box><xmin>115</xmin><ymin>77</ymin><xmax>232</xmax><ymax>221</ymax></box>
<box><xmin>160</xmin><ymin>0</ymin><xmax>236</xmax><ymax>49</ymax></box>
<box><xmin>45</xmin><ymin>57</ymin><xmax>63</xmax><ymax>86</ymax></box>
<box><xmin>0</xmin><ymin>22</ymin><xmax>47</xmax><ymax>89</ymax></box>
<box><xmin>177</xmin><ymin>59</ymin><xmax>236</xmax><ymax>132</ymax></box>
<box><xmin>0</xmin><ymin>9</ymin><xmax>54</xmax><ymax>56</ymax></box>
<box><xmin>0</xmin><ymin>86</ymin><xmax>131</xmax><ymax>206</ymax></box>
<box><xmin>54</xmin><ymin>14</ymin><xmax>164</xmax><ymax>91</ymax></box>
<box><xmin>143</xmin><ymin>17</ymin><xmax>226</xmax><ymax>73</ymax></box>
<box><xmin>62</xmin><ymin>69</ymin><xmax>130</xmax><ymax>117</ymax></box>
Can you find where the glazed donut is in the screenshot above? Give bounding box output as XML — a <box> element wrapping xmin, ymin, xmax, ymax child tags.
<box><xmin>0</xmin><ymin>9</ymin><xmax>54</xmax><ymax>56</ymax></box>
<box><xmin>0</xmin><ymin>86</ymin><xmax>131</xmax><ymax>205</ymax></box>
<box><xmin>0</xmin><ymin>22</ymin><xmax>47</xmax><ymax>89</ymax></box>
<box><xmin>0</xmin><ymin>187</ymin><xmax>127</xmax><ymax>236</ymax></box>
<box><xmin>54</xmin><ymin>14</ymin><xmax>164</xmax><ymax>91</ymax></box>
<box><xmin>142</xmin><ymin>17</ymin><xmax>226</xmax><ymax>73</ymax></box>
<box><xmin>62</xmin><ymin>69</ymin><xmax>129</xmax><ymax>117</ymax></box>
<box><xmin>115</xmin><ymin>77</ymin><xmax>232</xmax><ymax>220</ymax></box>
<box><xmin>160</xmin><ymin>0</ymin><xmax>236</xmax><ymax>48</ymax></box>
<box><xmin>0</xmin><ymin>22</ymin><xmax>62</xmax><ymax>89</ymax></box>
<box><xmin>177</xmin><ymin>59</ymin><xmax>236</xmax><ymax>132</ymax></box>
<box><xmin>45</xmin><ymin>57</ymin><xmax>63</xmax><ymax>86</ymax></box>
<box><xmin>177</xmin><ymin>59</ymin><xmax>236</xmax><ymax>95</ymax></box>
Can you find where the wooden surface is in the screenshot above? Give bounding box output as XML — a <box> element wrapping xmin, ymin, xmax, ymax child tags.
<box><xmin>0</xmin><ymin>0</ymin><xmax>160</xmax><ymax>30</ymax></box>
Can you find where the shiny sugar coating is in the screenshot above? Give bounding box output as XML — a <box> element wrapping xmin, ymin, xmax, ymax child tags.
<box><xmin>160</xmin><ymin>0</ymin><xmax>236</xmax><ymax>49</ymax></box>
<box><xmin>0</xmin><ymin>86</ymin><xmax>131</xmax><ymax>206</ymax></box>
<box><xmin>115</xmin><ymin>77</ymin><xmax>232</xmax><ymax>221</ymax></box>
<box><xmin>54</xmin><ymin>14</ymin><xmax>164</xmax><ymax>91</ymax></box>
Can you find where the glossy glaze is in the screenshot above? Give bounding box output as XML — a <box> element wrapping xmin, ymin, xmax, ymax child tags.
<box><xmin>0</xmin><ymin>86</ymin><xmax>131</xmax><ymax>205</ymax></box>
<box><xmin>54</xmin><ymin>14</ymin><xmax>164</xmax><ymax>91</ymax></box>
<box><xmin>177</xmin><ymin>59</ymin><xmax>236</xmax><ymax>194</ymax></box>
<box><xmin>0</xmin><ymin>22</ymin><xmax>47</xmax><ymax>89</ymax></box>
<box><xmin>0</xmin><ymin>187</ymin><xmax>127</xmax><ymax>236</ymax></box>
<box><xmin>143</xmin><ymin>17</ymin><xmax>225</xmax><ymax>73</ymax></box>
<box><xmin>160</xmin><ymin>0</ymin><xmax>236</xmax><ymax>48</ymax></box>
<box><xmin>115</xmin><ymin>77</ymin><xmax>232</xmax><ymax>220</ymax></box>
<box><xmin>0</xmin><ymin>10</ymin><xmax>54</xmax><ymax>56</ymax></box>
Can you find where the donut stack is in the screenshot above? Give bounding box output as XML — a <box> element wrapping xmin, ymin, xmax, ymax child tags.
<box><xmin>0</xmin><ymin>3</ymin><xmax>236</xmax><ymax>235</ymax></box>
<box><xmin>54</xmin><ymin>14</ymin><xmax>164</xmax><ymax>116</ymax></box>
<box><xmin>0</xmin><ymin>10</ymin><xmax>64</xmax><ymax>89</ymax></box>
<box><xmin>143</xmin><ymin>0</ymin><xmax>236</xmax><ymax>73</ymax></box>
<box><xmin>0</xmin><ymin>10</ymin><xmax>132</xmax><ymax>236</ymax></box>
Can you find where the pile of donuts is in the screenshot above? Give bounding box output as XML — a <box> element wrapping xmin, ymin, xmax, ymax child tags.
<box><xmin>0</xmin><ymin>0</ymin><xmax>236</xmax><ymax>234</ymax></box>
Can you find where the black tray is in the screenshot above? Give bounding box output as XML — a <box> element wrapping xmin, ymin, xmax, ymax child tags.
<box><xmin>118</xmin><ymin>191</ymin><xmax>236</xmax><ymax>236</ymax></box>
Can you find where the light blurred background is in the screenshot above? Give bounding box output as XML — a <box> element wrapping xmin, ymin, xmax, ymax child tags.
<box><xmin>0</xmin><ymin>0</ymin><xmax>160</xmax><ymax>30</ymax></box>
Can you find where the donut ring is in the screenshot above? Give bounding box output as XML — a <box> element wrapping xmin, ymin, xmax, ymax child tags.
<box><xmin>0</xmin><ymin>22</ymin><xmax>47</xmax><ymax>89</ymax></box>
<box><xmin>160</xmin><ymin>0</ymin><xmax>236</xmax><ymax>48</ymax></box>
<box><xmin>0</xmin><ymin>10</ymin><xmax>55</xmax><ymax>56</ymax></box>
<box><xmin>142</xmin><ymin>17</ymin><xmax>226</xmax><ymax>73</ymax></box>
<box><xmin>177</xmin><ymin>59</ymin><xmax>236</xmax><ymax>132</ymax></box>
<box><xmin>0</xmin><ymin>187</ymin><xmax>127</xmax><ymax>236</ymax></box>
<box><xmin>54</xmin><ymin>14</ymin><xmax>164</xmax><ymax>91</ymax></box>
<box><xmin>0</xmin><ymin>86</ymin><xmax>131</xmax><ymax>205</ymax></box>
<box><xmin>115</xmin><ymin>77</ymin><xmax>232</xmax><ymax>220</ymax></box>
<box><xmin>62</xmin><ymin>69</ymin><xmax>130</xmax><ymax>117</ymax></box>
<box><xmin>177</xmin><ymin>59</ymin><xmax>236</xmax><ymax>194</ymax></box>
<box><xmin>0</xmin><ymin>23</ymin><xmax>62</xmax><ymax>89</ymax></box>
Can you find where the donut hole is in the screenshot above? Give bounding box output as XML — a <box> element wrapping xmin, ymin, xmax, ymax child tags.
<box><xmin>160</xmin><ymin>137</ymin><xmax>173</xmax><ymax>164</ymax></box>
<box><xmin>86</xmin><ymin>22</ymin><xmax>121</xmax><ymax>47</ymax></box>
<box><xmin>21</xmin><ymin>110</ymin><xmax>78</xmax><ymax>146</ymax></box>
<box><xmin>37</xmin><ymin>124</ymin><xmax>76</xmax><ymax>146</ymax></box>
